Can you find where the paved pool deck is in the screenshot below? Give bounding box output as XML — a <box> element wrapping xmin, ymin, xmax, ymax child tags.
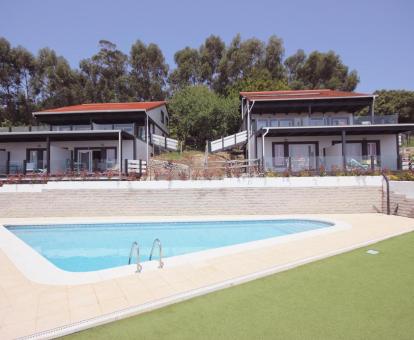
<box><xmin>1</xmin><ymin>213</ymin><xmax>413</xmax><ymax>339</ymax></box>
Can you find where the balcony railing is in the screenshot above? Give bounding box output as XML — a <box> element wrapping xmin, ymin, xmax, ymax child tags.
<box><xmin>353</xmin><ymin>115</ymin><xmax>398</xmax><ymax>125</ymax></box>
<box><xmin>254</xmin><ymin>114</ymin><xmax>399</xmax><ymax>131</ymax></box>
<box><xmin>0</xmin><ymin>123</ymin><xmax>137</xmax><ymax>134</ymax></box>
<box><xmin>263</xmin><ymin>155</ymin><xmax>398</xmax><ymax>172</ymax></box>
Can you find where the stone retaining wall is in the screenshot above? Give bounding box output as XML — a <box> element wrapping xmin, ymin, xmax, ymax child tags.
<box><xmin>0</xmin><ymin>186</ymin><xmax>383</xmax><ymax>218</ymax></box>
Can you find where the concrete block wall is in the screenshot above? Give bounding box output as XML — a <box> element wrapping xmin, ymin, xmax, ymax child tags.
<box><xmin>385</xmin><ymin>192</ymin><xmax>414</xmax><ymax>218</ymax></box>
<box><xmin>384</xmin><ymin>181</ymin><xmax>414</xmax><ymax>218</ymax></box>
<box><xmin>0</xmin><ymin>186</ymin><xmax>382</xmax><ymax>218</ymax></box>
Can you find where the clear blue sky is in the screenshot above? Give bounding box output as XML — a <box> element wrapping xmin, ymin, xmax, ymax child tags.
<box><xmin>1</xmin><ymin>0</ymin><xmax>413</xmax><ymax>92</ymax></box>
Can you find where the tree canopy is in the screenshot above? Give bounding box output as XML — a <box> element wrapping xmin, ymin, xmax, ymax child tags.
<box><xmin>0</xmin><ymin>34</ymin><xmax>412</xmax><ymax>148</ymax></box>
<box><xmin>168</xmin><ymin>85</ymin><xmax>239</xmax><ymax>149</ymax></box>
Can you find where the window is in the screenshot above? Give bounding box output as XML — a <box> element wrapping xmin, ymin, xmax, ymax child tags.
<box><xmin>367</xmin><ymin>142</ymin><xmax>377</xmax><ymax>156</ymax></box>
<box><xmin>137</xmin><ymin>126</ymin><xmax>146</xmax><ymax>139</ymax></box>
<box><xmin>272</xmin><ymin>144</ymin><xmax>285</xmax><ymax>167</ymax></box>
<box><xmin>152</xmin><ymin>124</ymin><xmax>155</xmax><ymax>134</ymax></box>
<box><xmin>26</xmin><ymin>149</ymin><xmax>47</xmax><ymax>171</ymax></box>
<box><xmin>161</xmin><ymin>110</ymin><xmax>165</xmax><ymax>124</ymax></box>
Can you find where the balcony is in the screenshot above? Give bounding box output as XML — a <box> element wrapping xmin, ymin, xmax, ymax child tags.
<box><xmin>262</xmin><ymin>154</ymin><xmax>398</xmax><ymax>172</ymax></box>
<box><xmin>353</xmin><ymin>115</ymin><xmax>398</xmax><ymax>125</ymax></box>
<box><xmin>0</xmin><ymin>123</ymin><xmax>138</xmax><ymax>135</ymax></box>
<box><xmin>254</xmin><ymin>114</ymin><xmax>399</xmax><ymax>131</ymax></box>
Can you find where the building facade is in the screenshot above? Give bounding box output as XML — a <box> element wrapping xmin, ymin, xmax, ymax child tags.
<box><xmin>0</xmin><ymin>102</ymin><xmax>173</xmax><ymax>175</ymax></box>
<box><xmin>238</xmin><ymin>89</ymin><xmax>414</xmax><ymax>172</ymax></box>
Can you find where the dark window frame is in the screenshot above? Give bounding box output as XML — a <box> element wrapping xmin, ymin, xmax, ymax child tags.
<box><xmin>272</xmin><ymin>141</ymin><xmax>320</xmax><ymax>169</ymax></box>
<box><xmin>74</xmin><ymin>146</ymin><xmax>117</xmax><ymax>162</ymax></box>
<box><xmin>332</xmin><ymin>139</ymin><xmax>381</xmax><ymax>156</ymax></box>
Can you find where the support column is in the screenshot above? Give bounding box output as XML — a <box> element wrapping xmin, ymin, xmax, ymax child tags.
<box><xmin>70</xmin><ymin>150</ymin><xmax>74</xmax><ymax>172</ymax></box>
<box><xmin>133</xmin><ymin>138</ymin><xmax>137</xmax><ymax>160</ymax></box>
<box><xmin>118</xmin><ymin>131</ymin><xmax>123</xmax><ymax>175</ymax></box>
<box><xmin>6</xmin><ymin>151</ymin><xmax>10</xmax><ymax>175</ymax></box>
<box><xmin>370</xmin><ymin>97</ymin><xmax>375</xmax><ymax>124</ymax></box>
<box><xmin>396</xmin><ymin>133</ymin><xmax>401</xmax><ymax>170</ymax></box>
<box><xmin>146</xmin><ymin>113</ymin><xmax>149</xmax><ymax>166</ymax></box>
<box><xmin>261</xmin><ymin>135</ymin><xmax>265</xmax><ymax>167</ymax></box>
<box><xmin>341</xmin><ymin>130</ymin><xmax>347</xmax><ymax>170</ymax></box>
<box><xmin>46</xmin><ymin>136</ymin><xmax>51</xmax><ymax>174</ymax></box>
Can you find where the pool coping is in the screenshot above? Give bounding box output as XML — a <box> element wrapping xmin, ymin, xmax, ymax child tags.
<box><xmin>17</xmin><ymin>226</ymin><xmax>413</xmax><ymax>340</ymax></box>
<box><xmin>0</xmin><ymin>216</ymin><xmax>350</xmax><ymax>285</ymax></box>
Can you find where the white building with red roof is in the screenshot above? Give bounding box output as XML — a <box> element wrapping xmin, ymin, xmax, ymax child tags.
<box><xmin>210</xmin><ymin>89</ymin><xmax>414</xmax><ymax>172</ymax></box>
<box><xmin>0</xmin><ymin>101</ymin><xmax>175</xmax><ymax>176</ymax></box>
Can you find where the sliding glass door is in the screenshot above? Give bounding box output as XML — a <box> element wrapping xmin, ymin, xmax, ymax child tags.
<box><xmin>288</xmin><ymin>144</ymin><xmax>317</xmax><ymax>171</ymax></box>
<box><xmin>272</xmin><ymin>142</ymin><xmax>318</xmax><ymax>171</ymax></box>
<box><xmin>27</xmin><ymin>149</ymin><xmax>47</xmax><ymax>171</ymax></box>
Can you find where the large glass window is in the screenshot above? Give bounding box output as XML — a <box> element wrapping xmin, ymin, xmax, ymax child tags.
<box><xmin>288</xmin><ymin>144</ymin><xmax>317</xmax><ymax>171</ymax></box>
<box><xmin>272</xmin><ymin>144</ymin><xmax>285</xmax><ymax>167</ymax></box>
<box><xmin>27</xmin><ymin>149</ymin><xmax>47</xmax><ymax>171</ymax></box>
<box><xmin>346</xmin><ymin>143</ymin><xmax>363</xmax><ymax>161</ymax></box>
<box><xmin>367</xmin><ymin>142</ymin><xmax>377</xmax><ymax>156</ymax></box>
<box><xmin>137</xmin><ymin>126</ymin><xmax>145</xmax><ymax>140</ymax></box>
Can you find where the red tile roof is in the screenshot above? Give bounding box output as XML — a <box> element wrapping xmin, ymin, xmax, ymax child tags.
<box><xmin>34</xmin><ymin>101</ymin><xmax>166</xmax><ymax>115</ymax></box>
<box><xmin>240</xmin><ymin>89</ymin><xmax>373</xmax><ymax>101</ymax></box>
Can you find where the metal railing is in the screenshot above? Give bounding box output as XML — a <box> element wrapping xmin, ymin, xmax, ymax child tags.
<box><xmin>353</xmin><ymin>115</ymin><xmax>398</xmax><ymax>125</ymax></box>
<box><xmin>128</xmin><ymin>241</ymin><xmax>142</xmax><ymax>273</ymax></box>
<box><xmin>253</xmin><ymin>114</ymin><xmax>399</xmax><ymax>131</ymax></box>
<box><xmin>263</xmin><ymin>155</ymin><xmax>399</xmax><ymax>172</ymax></box>
<box><xmin>149</xmin><ymin>238</ymin><xmax>164</xmax><ymax>269</ymax></box>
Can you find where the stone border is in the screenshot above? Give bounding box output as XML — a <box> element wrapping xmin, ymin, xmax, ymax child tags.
<box><xmin>17</xmin><ymin>227</ymin><xmax>412</xmax><ymax>340</ymax></box>
<box><xmin>0</xmin><ymin>176</ymin><xmax>383</xmax><ymax>192</ymax></box>
<box><xmin>0</xmin><ymin>216</ymin><xmax>349</xmax><ymax>285</ymax></box>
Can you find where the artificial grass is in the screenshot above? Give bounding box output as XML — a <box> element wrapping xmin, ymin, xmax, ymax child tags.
<box><xmin>65</xmin><ymin>232</ymin><xmax>414</xmax><ymax>340</ymax></box>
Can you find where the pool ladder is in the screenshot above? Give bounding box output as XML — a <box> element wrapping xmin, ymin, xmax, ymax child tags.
<box><xmin>128</xmin><ymin>241</ymin><xmax>142</xmax><ymax>273</ymax></box>
<box><xmin>149</xmin><ymin>238</ymin><xmax>164</xmax><ymax>269</ymax></box>
<box><xmin>128</xmin><ymin>238</ymin><xmax>164</xmax><ymax>273</ymax></box>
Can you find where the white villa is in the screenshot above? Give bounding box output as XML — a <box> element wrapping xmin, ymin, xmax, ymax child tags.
<box><xmin>211</xmin><ymin>89</ymin><xmax>414</xmax><ymax>172</ymax></box>
<box><xmin>0</xmin><ymin>101</ymin><xmax>176</xmax><ymax>175</ymax></box>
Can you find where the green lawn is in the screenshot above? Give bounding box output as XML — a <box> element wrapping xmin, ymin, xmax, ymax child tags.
<box><xmin>66</xmin><ymin>232</ymin><xmax>414</xmax><ymax>340</ymax></box>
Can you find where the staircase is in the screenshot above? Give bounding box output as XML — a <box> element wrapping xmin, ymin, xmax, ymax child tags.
<box><xmin>209</xmin><ymin>131</ymin><xmax>248</xmax><ymax>152</ymax></box>
<box><xmin>151</xmin><ymin>134</ymin><xmax>179</xmax><ymax>151</ymax></box>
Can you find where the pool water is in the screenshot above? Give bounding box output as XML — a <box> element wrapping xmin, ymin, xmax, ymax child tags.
<box><xmin>7</xmin><ymin>219</ymin><xmax>333</xmax><ymax>272</ymax></box>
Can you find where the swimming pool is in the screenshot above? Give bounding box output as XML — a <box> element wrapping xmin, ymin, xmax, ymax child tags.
<box><xmin>7</xmin><ymin>219</ymin><xmax>333</xmax><ymax>272</ymax></box>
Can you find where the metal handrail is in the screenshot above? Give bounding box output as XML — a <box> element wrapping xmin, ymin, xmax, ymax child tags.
<box><xmin>128</xmin><ymin>241</ymin><xmax>142</xmax><ymax>273</ymax></box>
<box><xmin>149</xmin><ymin>238</ymin><xmax>164</xmax><ymax>268</ymax></box>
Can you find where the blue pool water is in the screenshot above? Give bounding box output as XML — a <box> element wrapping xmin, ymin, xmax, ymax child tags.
<box><xmin>7</xmin><ymin>219</ymin><xmax>333</xmax><ymax>272</ymax></box>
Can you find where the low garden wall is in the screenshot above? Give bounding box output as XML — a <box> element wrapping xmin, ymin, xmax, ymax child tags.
<box><xmin>0</xmin><ymin>177</ymin><xmax>386</xmax><ymax>218</ymax></box>
<box><xmin>386</xmin><ymin>181</ymin><xmax>414</xmax><ymax>218</ymax></box>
